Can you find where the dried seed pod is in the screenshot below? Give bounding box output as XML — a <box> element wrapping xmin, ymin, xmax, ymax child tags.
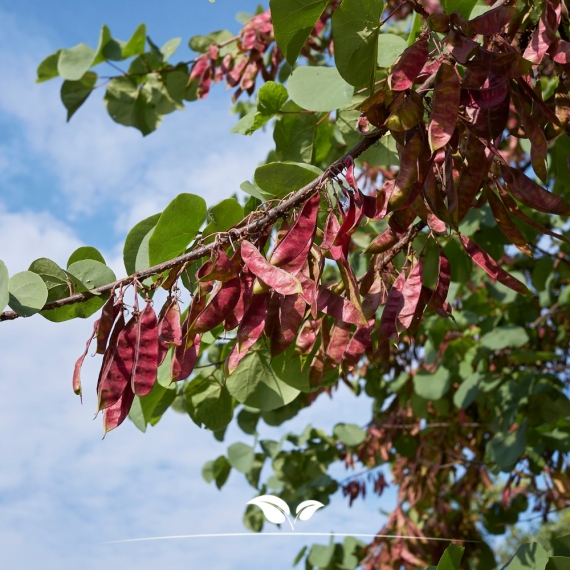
<box><xmin>388</xmin><ymin>39</ymin><xmax>429</xmax><ymax>91</ymax></box>
<box><xmin>157</xmin><ymin>297</ymin><xmax>182</xmax><ymax>366</ymax></box>
<box><xmin>378</xmin><ymin>270</ymin><xmax>407</xmax><ymax>360</ymax></box>
<box><xmin>103</xmin><ymin>383</ymin><xmax>135</xmax><ymax>436</ymax></box>
<box><xmin>270</xmin><ymin>293</ymin><xmax>307</xmax><ymax>357</ymax></box>
<box><xmin>316</xmin><ymin>287</ymin><xmax>367</xmax><ymax>326</ymax></box>
<box><xmin>425</xmin><ymin>248</ymin><xmax>451</xmax><ymax>317</ymax></box>
<box><xmin>171</xmin><ymin>333</ymin><xmax>201</xmax><ymax>381</ymax></box>
<box><xmin>396</xmin><ymin>260</ymin><xmax>424</xmax><ymax>332</ymax></box>
<box><xmin>72</xmin><ymin>319</ymin><xmax>99</xmax><ymax>401</ymax></box>
<box><xmin>96</xmin><ymin>294</ymin><xmax>118</xmax><ymax>355</ymax></box>
<box><xmin>428</xmin><ymin>62</ymin><xmax>460</xmax><ymax>153</ymax></box>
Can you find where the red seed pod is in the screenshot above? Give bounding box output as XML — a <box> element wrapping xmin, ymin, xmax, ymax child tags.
<box><xmin>389</xmin><ymin>131</ymin><xmax>423</xmax><ymax>211</ymax></box>
<box><xmin>317</xmin><ymin>287</ymin><xmax>367</xmax><ymax>326</ymax></box>
<box><xmin>523</xmin><ymin>0</ymin><xmax>561</xmax><ymax>65</ymax></box>
<box><xmin>157</xmin><ymin>297</ymin><xmax>182</xmax><ymax>366</ymax></box>
<box><xmin>321</xmin><ymin>211</ymin><xmax>345</xmax><ymax>261</ymax></box>
<box><xmin>130</xmin><ymin>302</ymin><xmax>160</xmax><ymax>397</ymax></box>
<box><xmin>460</xmin><ymin>234</ymin><xmax>531</xmax><ymax>295</ymax></box>
<box><xmin>96</xmin><ymin>294</ymin><xmax>119</xmax><ymax>355</ymax></box>
<box><xmin>378</xmin><ymin>270</ymin><xmax>407</xmax><ymax>360</ymax></box>
<box><xmin>423</xmin><ymin>166</ymin><xmax>452</xmax><ymax>226</ymax></box>
<box><xmin>553</xmin><ymin>39</ymin><xmax>570</xmax><ymax>64</ymax></box>
<box><xmin>428</xmin><ymin>12</ymin><xmax>450</xmax><ymax>33</ymax></box>
<box><xmin>487</xmin><ymin>190</ymin><xmax>533</xmax><ymax>256</ymax></box>
<box><xmin>428</xmin><ymin>62</ymin><xmax>460</xmax><ymax>153</ymax></box>
<box><xmin>388</xmin><ymin>38</ymin><xmax>429</xmax><ymax>91</ymax></box>
<box><xmin>396</xmin><ymin>260</ymin><xmax>424</xmax><ymax>333</ymax></box>
<box><xmin>501</xmin><ymin>165</ymin><xmax>570</xmax><ymax>216</ymax></box>
<box><xmin>225</xmin><ymin>293</ymin><xmax>269</xmax><ymax>375</ymax></box>
<box><xmin>296</xmin><ymin>319</ymin><xmax>321</xmax><ymax>355</ymax></box>
<box><xmin>426</xmin><ymin>248</ymin><xmax>451</xmax><ymax>317</ymax></box>
<box><xmin>365</xmin><ymin>227</ymin><xmax>402</xmax><ymax>255</ymax></box>
<box><xmin>96</xmin><ymin>311</ymin><xmax>125</xmax><ymax>395</ymax></box>
<box><xmin>72</xmin><ymin>319</ymin><xmax>99</xmax><ymax>401</ymax></box>
<box><xmin>270</xmin><ymin>293</ymin><xmax>307</xmax><ymax>357</ymax></box>
<box><xmin>189</xmin><ymin>276</ymin><xmax>241</xmax><ymax>334</ymax></box>
<box><xmin>497</xmin><ymin>186</ymin><xmax>569</xmax><ymax>244</ymax></box>
<box><xmin>196</xmin><ymin>249</ymin><xmax>239</xmax><ymax>282</ymax></box>
<box><xmin>342</xmin><ymin>325</ymin><xmax>373</xmax><ymax>372</ymax></box>
<box><xmin>271</xmin><ymin>193</ymin><xmax>320</xmax><ymax>274</ymax></box>
<box><xmin>171</xmin><ymin>333</ymin><xmax>201</xmax><ymax>381</ymax></box>
<box><xmin>461</xmin><ymin>81</ymin><xmax>509</xmax><ymax>109</ymax></box>
<box><xmin>325</xmin><ymin>320</ymin><xmax>352</xmax><ymax>368</ymax></box>
<box><xmin>103</xmin><ymin>383</ymin><xmax>135</xmax><ymax>436</ymax></box>
<box><xmin>98</xmin><ymin>311</ymin><xmax>138</xmax><ymax>411</ymax></box>
<box><xmin>469</xmin><ymin>6</ymin><xmax>517</xmax><ymax>35</ymax></box>
<box><xmin>241</xmin><ymin>240</ymin><xmax>302</xmax><ymax>296</ymax></box>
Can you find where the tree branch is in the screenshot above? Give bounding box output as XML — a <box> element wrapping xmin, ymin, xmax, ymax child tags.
<box><xmin>1</xmin><ymin>131</ymin><xmax>387</xmax><ymax>323</ymax></box>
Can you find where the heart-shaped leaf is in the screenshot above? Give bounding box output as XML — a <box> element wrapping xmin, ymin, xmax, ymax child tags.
<box><xmin>246</xmin><ymin>494</ymin><xmax>290</xmax><ymax>525</ymax></box>
<box><xmin>295</xmin><ymin>499</ymin><xmax>325</xmax><ymax>521</ymax></box>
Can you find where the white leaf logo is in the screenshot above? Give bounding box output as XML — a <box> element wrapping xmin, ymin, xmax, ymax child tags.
<box><xmin>247</xmin><ymin>495</ymin><xmax>292</xmax><ymax>528</ymax></box>
<box><xmin>295</xmin><ymin>500</ymin><xmax>325</xmax><ymax>522</ymax></box>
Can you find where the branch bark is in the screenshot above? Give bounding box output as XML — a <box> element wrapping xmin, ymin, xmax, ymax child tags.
<box><xmin>1</xmin><ymin>131</ymin><xmax>387</xmax><ymax>322</ymax></box>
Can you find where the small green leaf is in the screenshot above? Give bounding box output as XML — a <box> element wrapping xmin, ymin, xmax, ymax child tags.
<box><xmin>0</xmin><ymin>260</ymin><xmax>9</xmax><ymax>312</ymax></box>
<box><xmin>161</xmin><ymin>37</ymin><xmax>181</xmax><ymax>59</ymax></box>
<box><xmin>308</xmin><ymin>539</ymin><xmax>335</xmax><ymax>567</ymax></box>
<box><xmin>231</xmin><ymin>110</ymin><xmax>258</xmax><ymax>135</ymax></box>
<box><xmin>258</xmin><ymin>81</ymin><xmax>288</xmax><ymax>115</ymax></box>
<box><xmin>67</xmin><ymin>246</ymin><xmax>106</xmax><ymax>267</ymax></box>
<box><xmin>123</xmin><ymin>213</ymin><xmax>161</xmax><ymax>275</ymax></box>
<box><xmin>502</xmin><ymin>542</ymin><xmax>548</xmax><ymax>570</ymax></box>
<box><xmin>92</xmin><ymin>25</ymin><xmax>122</xmax><ymax>65</ymax></box>
<box><xmin>271</xmin><ymin>347</ymin><xmax>311</xmax><ymax>392</ymax></box>
<box><xmin>122</xmin><ymin>24</ymin><xmax>147</xmax><ymax>58</ymax></box>
<box><xmin>480</xmin><ymin>326</ymin><xmax>530</xmax><ymax>351</ymax></box>
<box><xmin>202</xmin><ymin>455</ymin><xmax>232</xmax><ymax>489</ymax></box>
<box><xmin>227</xmin><ymin>442</ymin><xmax>255</xmax><ymax>473</ymax></box>
<box><xmin>288</xmin><ymin>66</ymin><xmax>354</xmax><ymax>112</ymax></box>
<box><xmin>453</xmin><ymin>373</ymin><xmax>480</xmax><ymax>409</ymax></box>
<box><xmin>128</xmin><ymin>396</ymin><xmax>147</xmax><ymax>432</ymax></box>
<box><xmin>67</xmin><ymin>260</ymin><xmax>116</xmax><ymax>292</ymax></box>
<box><xmin>41</xmin><ymin>297</ymin><xmax>105</xmax><ymax>322</ymax></box>
<box><xmin>270</xmin><ymin>0</ymin><xmax>329</xmax><ymax>65</ymax></box>
<box><xmin>334</xmin><ymin>423</ymin><xmax>366</xmax><ymax>446</ymax></box>
<box><xmin>226</xmin><ymin>348</ymin><xmax>300</xmax><ymax>411</ymax></box>
<box><xmin>202</xmin><ymin>198</ymin><xmax>244</xmax><ymax>241</ymax></box>
<box><xmin>8</xmin><ymin>271</ymin><xmax>49</xmax><ymax>317</ymax></box>
<box><xmin>148</xmin><ymin>193</ymin><xmax>207</xmax><ymax>266</ymax></box>
<box><xmin>332</xmin><ymin>0</ymin><xmax>384</xmax><ymax>88</ymax></box>
<box><xmin>240</xmin><ymin>180</ymin><xmax>266</xmax><ymax>201</ymax></box>
<box><xmin>36</xmin><ymin>50</ymin><xmax>61</xmax><ymax>83</ymax></box>
<box><xmin>28</xmin><ymin>258</ymin><xmax>69</xmax><ymax>303</ymax></box>
<box><xmin>377</xmin><ymin>33</ymin><xmax>407</xmax><ymax>68</ymax></box>
<box><xmin>61</xmin><ymin>72</ymin><xmax>97</xmax><ymax>121</ymax></box>
<box><xmin>58</xmin><ymin>43</ymin><xmax>96</xmax><ymax>81</ymax></box>
<box><xmin>186</xmin><ymin>376</ymin><xmax>234</xmax><ymax>431</ymax></box>
<box><xmin>189</xmin><ymin>30</ymin><xmax>234</xmax><ymax>53</ymax></box>
<box><xmin>254</xmin><ymin>161</ymin><xmax>322</xmax><ymax>199</ymax></box>
<box><xmin>435</xmin><ymin>544</ymin><xmax>465</xmax><ymax>570</ymax></box>
<box><xmin>413</xmin><ymin>367</ymin><xmax>451</xmax><ymax>400</ymax></box>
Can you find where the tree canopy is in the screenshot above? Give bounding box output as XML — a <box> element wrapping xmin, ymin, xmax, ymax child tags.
<box><xmin>3</xmin><ymin>0</ymin><xmax>570</xmax><ymax>568</ymax></box>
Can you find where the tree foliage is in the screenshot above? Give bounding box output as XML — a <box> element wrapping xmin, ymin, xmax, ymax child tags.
<box><xmin>3</xmin><ymin>0</ymin><xmax>570</xmax><ymax>567</ymax></box>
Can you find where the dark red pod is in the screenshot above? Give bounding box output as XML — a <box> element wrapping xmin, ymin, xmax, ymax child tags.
<box><xmin>388</xmin><ymin>39</ymin><xmax>429</xmax><ymax>91</ymax></box>
<box><xmin>197</xmin><ymin>249</ymin><xmax>239</xmax><ymax>282</ymax></box>
<box><xmin>316</xmin><ymin>287</ymin><xmax>367</xmax><ymax>326</ymax></box>
<box><xmin>388</xmin><ymin>131</ymin><xmax>422</xmax><ymax>211</ymax></box>
<box><xmin>342</xmin><ymin>325</ymin><xmax>373</xmax><ymax>372</ymax></box>
<box><xmin>428</xmin><ymin>62</ymin><xmax>460</xmax><ymax>153</ymax></box>
<box><xmin>425</xmin><ymin>248</ymin><xmax>451</xmax><ymax>317</ymax></box>
<box><xmin>103</xmin><ymin>383</ymin><xmax>135</xmax><ymax>436</ymax></box>
<box><xmin>189</xmin><ymin>276</ymin><xmax>242</xmax><ymax>334</ymax></box>
<box><xmin>378</xmin><ymin>270</ymin><xmax>407</xmax><ymax>360</ymax></box>
<box><xmin>321</xmin><ymin>211</ymin><xmax>345</xmax><ymax>261</ymax></box>
<box><xmin>270</xmin><ymin>293</ymin><xmax>307</xmax><ymax>357</ymax></box>
<box><xmin>296</xmin><ymin>319</ymin><xmax>321</xmax><ymax>355</ymax></box>
<box><xmin>96</xmin><ymin>295</ymin><xmax>119</xmax><ymax>355</ymax></box>
<box><xmin>469</xmin><ymin>6</ymin><xmax>517</xmax><ymax>35</ymax></box>
<box><xmin>325</xmin><ymin>320</ymin><xmax>352</xmax><ymax>367</ymax></box>
<box><xmin>365</xmin><ymin>227</ymin><xmax>402</xmax><ymax>255</ymax></box>
<box><xmin>73</xmin><ymin>319</ymin><xmax>99</xmax><ymax>401</ymax></box>
<box><xmin>130</xmin><ymin>302</ymin><xmax>160</xmax><ymax>397</ymax></box>
<box><xmin>396</xmin><ymin>261</ymin><xmax>424</xmax><ymax>332</ymax></box>
<box><xmin>157</xmin><ymin>297</ymin><xmax>182</xmax><ymax>366</ymax></box>
<box><xmin>171</xmin><ymin>333</ymin><xmax>201</xmax><ymax>381</ymax></box>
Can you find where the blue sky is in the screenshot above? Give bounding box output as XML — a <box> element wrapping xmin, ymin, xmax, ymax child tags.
<box><xmin>0</xmin><ymin>1</ymin><xmax>391</xmax><ymax>568</ymax></box>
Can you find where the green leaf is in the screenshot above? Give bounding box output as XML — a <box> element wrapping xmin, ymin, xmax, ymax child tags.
<box><xmin>254</xmin><ymin>161</ymin><xmax>322</xmax><ymax>199</ymax></box>
<box><xmin>413</xmin><ymin>367</ymin><xmax>451</xmax><ymax>400</ymax></box>
<box><xmin>436</xmin><ymin>544</ymin><xmax>465</xmax><ymax>570</ymax></box>
<box><xmin>274</xmin><ymin>101</ymin><xmax>329</xmax><ymax>163</ymax></box>
<box><xmin>104</xmin><ymin>76</ymin><xmax>139</xmax><ymax>127</ymax></box>
<box><xmin>453</xmin><ymin>373</ymin><xmax>480</xmax><ymax>409</ymax></box>
<box><xmin>202</xmin><ymin>198</ymin><xmax>244</xmax><ymax>241</ymax></box>
<box><xmin>36</xmin><ymin>50</ymin><xmax>61</xmax><ymax>83</ymax></box>
<box><xmin>189</xmin><ymin>30</ymin><xmax>234</xmax><ymax>53</ymax></box>
<box><xmin>270</xmin><ymin>0</ymin><xmax>329</xmax><ymax>65</ymax></box>
<box><xmin>128</xmin><ymin>396</ymin><xmax>147</xmax><ymax>432</ymax></box>
<box><xmin>487</xmin><ymin>419</ymin><xmax>528</xmax><ymax>472</ymax></box>
<box><xmin>288</xmin><ymin>66</ymin><xmax>354</xmax><ymax>112</ymax></box>
<box><xmin>57</xmin><ymin>43</ymin><xmax>96</xmax><ymax>81</ymax></box>
<box><xmin>41</xmin><ymin>298</ymin><xmax>105</xmax><ymax>322</ymax></box>
<box><xmin>8</xmin><ymin>271</ymin><xmax>49</xmax><ymax>317</ymax></box>
<box><xmin>67</xmin><ymin>246</ymin><xmax>106</xmax><ymax>267</ymax></box>
<box><xmin>377</xmin><ymin>33</ymin><xmax>407</xmax><ymax>68</ymax></box>
<box><xmin>334</xmin><ymin>423</ymin><xmax>366</xmax><ymax>446</ymax></box>
<box><xmin>226</xmin><ymin>348</ymin><xmax>300</xmax><ymax>411</ymax></box>
<box><xmin>308</xmin><ymin>539</ymin><xmax>335</xmax><ymax>567</ymax></box>
<box><xmin>502</xmin><ymin>542</ymin><xmax>548</xmax><ymax>570</ymax></box>
<box><xmin>442</xmin><ymin>0</ymin><xmax>478</xmax><ymax>19</ymax></box>
<box><xmin>92</xmin><ymin>25</ymin><xmax>123</xmax><ymax>65</ymax></box>
<box><xmin>227</xmin><ymin>442</ymin><xmax>255</xmax><ymax>473</ymax></box>
<box><xmin>186</xmin><ymin>377</ymin><xmax>234</xmax><ymax>431</ymax></box>
<box><xmin>0</xmin><ymin>260</ymin><xmax>9</xmax><ymax>312</ymax></box>
<box><xmin>202</xmin><ymin>455</ymin><xmax>232</xmax><ymax>489</ymax></box>
<box><xmin>293</xmin><ymin>545</ymin><xmax>308</xmax><ymax>567</ymax></box>
<box><xmin>260</xmin><ymin>439</ymin><xmax>282</xmax><ymax>458</ymax></box>
<box><xmin>407</xmin><ymin>10</ymin><xmax>423</xmax><ymax>45</ymax></box>
<box><xmin>165</xmin><ymin>65</ymin><xmax>190</xmax><ymax>104</ymax></box>
<box><xmin>331</xmin><ymin>0</ymin><xmax>384</xmax><ymax>88</ymax></box>
<box><xmin>231</xmin><ymin>111</ymin><xmax>258</xmax><ymax>135</ymax></box>
<box><xmin>28</xmin><ymin>258</ymin><xmax>69</xmax><ymax>303</ymax></box>
<box><xmin>161</xmin><ymin>37</ymin><xmax>181</xmax><ymax>59</ymax></box>
<box><xmin>480</xmin><ymin>326</ymin><xmax>530</xmax><ymax>351</ymax></box>
<box><xmin>67</xmin><ymin>260</ymin><xmax>116</xmax><ymax>293</ymax></box>
<box><xmin>240</xmin><ymin>180</ymin><xmax>266</xmax><ymax>201</ymax></box>
<box><xmin>123</xmin><ymin>213</ymin><xmax>161</xmax><ymax>275</ymax></box>
<box><xmin>358</xmin><ymin>133</ymin><xmax>399</xmax><ymax>166</ymax></box>
<box><xmin>61</xmin><ymin>72</ymin><xmax>97</xmax><ymax>121</ymax></box>
<box><xmin>271</xmin><ymin>347</ymin><xmax>311</xmax><ymax>392</ymax></box>
<box><xmin>258</xmin><ymin>81</ymin><xmax>288</xmax><ymax>115</ymax></box>
<box><xmin>122</xmin><ymin>24</ymin><xmax>147</xmax><ymax>59</ymax></box>
<box><xmin>547</xmin><ymin>557</ymin><xmax>570</xmax><ymax>570</ymax></box>
<box><xmin>135</xmin><ymin>228</ymin><xmax>154</xmax><ymax>276</ymax></box>
<box><xmin>148</xmin><ymin>193</ymin><xmax>207</xmax><ymax>266</ymax></box>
